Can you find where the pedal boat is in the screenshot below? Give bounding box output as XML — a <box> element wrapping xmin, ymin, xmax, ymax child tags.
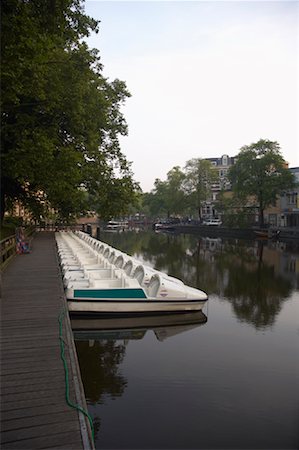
<box><xmin>56</xmin><ymin>231</ymin><xmax>208</xmax><ymax>315</ymax></box>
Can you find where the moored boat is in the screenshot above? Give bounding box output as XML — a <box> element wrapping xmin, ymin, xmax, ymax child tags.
<box><xmin>56</xmin><ymin>231</ymin><xmax>208</xmax><ymax>314</ymax></box>
<box><xmin>105</xmin><ymin>220</ymin><xmax>128</xmax><ymax>231</ymax></box>
<box><xmin>254</xmin><ymin>229</ymin><xmax>269</xmax><ymax>239</ymax></box>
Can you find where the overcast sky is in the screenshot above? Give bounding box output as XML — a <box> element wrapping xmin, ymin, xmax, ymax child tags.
<box><xmin>85</xmin><ymin>0</ymin><xmax>299</xmax><ymax>192</ymax></box>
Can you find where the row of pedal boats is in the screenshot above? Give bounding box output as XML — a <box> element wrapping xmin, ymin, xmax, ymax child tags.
<box><xmin>56</xmin><ymin>231</ymin><xmax>208</xmax><ymax>315</ymax></box>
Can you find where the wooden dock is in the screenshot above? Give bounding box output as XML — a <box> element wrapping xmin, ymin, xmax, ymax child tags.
<box><xmin>1</xmin><ymin>232</ymin><xmax>94</xmax><ymax>450</ymax></box>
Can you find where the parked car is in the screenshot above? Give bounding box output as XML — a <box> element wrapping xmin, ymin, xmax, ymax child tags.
<box><xmin>202</xmin><ymin>218</ymin><xmax>222</xmax><ymax>226</ymax></box>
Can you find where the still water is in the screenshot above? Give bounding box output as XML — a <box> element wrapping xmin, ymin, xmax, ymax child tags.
<box><xmin>73</xmin><ymin>230</ymin><xmax>299</xmax><ymax>450</ymax></box>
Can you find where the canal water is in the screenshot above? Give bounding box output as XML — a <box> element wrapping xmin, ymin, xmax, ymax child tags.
<box><xmin>73</xmin><ymin>230</ymin><xmax>299</xmax><ymax>450</ymax></box>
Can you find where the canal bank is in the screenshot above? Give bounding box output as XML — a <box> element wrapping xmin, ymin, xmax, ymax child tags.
<box><xmin>168</xmin><ymin>224</ymin><xmax>299</xmax><ymax>241</ymax></box>
<box><xmin>1</xmin><ymin>232</ymin><xmax>94</xmax><ymax>450</ymax></box>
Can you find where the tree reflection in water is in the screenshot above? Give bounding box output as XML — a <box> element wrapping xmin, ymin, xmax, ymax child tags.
<box><xmin>75</xmin><ymin>339</ymin><xmax>127</xmax><ymax>436</ymax></box>
<box><xmin>74</xmin><ymin>312</ymin><xmax>207</xmax><ymax>440</ymax></box>
<box><xmin>219</xmin><ymin>241</ymin><xmax>292</xmax><ymax>329</ymax></box>
<box><xmin>101</xmin><ymin>230</ymin><xmax>295</xmax><ymax>329</ymax></box>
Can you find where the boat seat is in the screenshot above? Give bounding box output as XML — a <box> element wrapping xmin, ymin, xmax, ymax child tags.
<box><xmin>103</xmin><ymin>247</ymin><xmax>112</xmax><ymax>259</ymax></box>
<box><xmin>147</xmin><ymin>275</ymin><xmax>161</xmax><ymax>297</ymax></box>
<box><xmin>114</xmin><ymin>254</ymin><xmax>129</xmax><ymax>268</ymax></box>
<box><xmin>123</xmin><ymin>259</ymin><xmax>140</xmax><ymax>276</ymax></box>
<box><xmin>88</xmin><ymin>268</ymin><xmax>118</xmax><ymax>280</ymax></box>
<box><xmin>90</xmin><ymin>278</ymin><xmax>124</xmax><ymax>288</ymax></box>
<box><xmin>133</xmin><ymin>265</ymin><xmax>156</xmax><ymax>287</ymax></box>
<box><xmin>90</xmin><ymin>277</ymin><xmax>141</xmax><ymax>289</ymax></box>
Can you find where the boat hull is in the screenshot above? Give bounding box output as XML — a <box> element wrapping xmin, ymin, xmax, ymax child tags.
<box><xmin>68</xmin><ymin>299</ymin><xmax>207</xmax><ymax>314</ymax></box>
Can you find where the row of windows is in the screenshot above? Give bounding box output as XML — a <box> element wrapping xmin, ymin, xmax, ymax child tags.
<box><xmin>210</xmin><ymin>155</ymin><xmax>231</xmax><ymax>167</ymax></box>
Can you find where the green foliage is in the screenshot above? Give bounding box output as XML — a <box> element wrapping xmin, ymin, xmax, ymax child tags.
<box><xmin>183</xmin><ymin>158</ymin><xmax>217</xmax><ymax>219</ymax></box>
<box><xmin>215</xmin><ymin>192</ymin><xmax>256</xmax><ymax>228</ymax></box>
<box><xmin>142</xmin><ymin>167</ymin><xmax>187</xmax><ymax>218</ymax></box>
<box><xmin>166</xmin><ymin>166</ymin><xmax>187</xmax><ymax>215</ymax></box>
<box><xmin>1</xmin><ymin>0</ymin><xmax>138</xmax><ymax>222</ymax></box>
<box><xmin>141</xmin><ymin>160</ymin><xmax>216</xmax><ymax>219</ymax></box>
<box><xmin>228</xmin><ymin>139</ymin><xmax>295</xmax><ymax>226</ymax></box>
<box><xmin>87</xmin><ymin>174</ymin><xmax>141</xmax><ymax>221</ymax></box>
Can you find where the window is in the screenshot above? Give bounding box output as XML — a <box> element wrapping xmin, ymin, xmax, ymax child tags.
<box><xmin>222</xmin><ymin>155</ymin><xmax>228</xmax><ymax>166</ymax></box>
<box><xmin>269</xmin><ymin>214</ymin><xmax>277</xmax><ymax>226</ymax></box>
<box><xmin>287</xmin><ymin>193</ymin><xmax>297</xmax><ymax>205</ymax></box>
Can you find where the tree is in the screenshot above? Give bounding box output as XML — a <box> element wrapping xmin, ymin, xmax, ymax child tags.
<box><xmin>163</xmin><ymin>166</ymin><xmax>186</xmax><ymax>216</ymax></box>
<box><xmin>146</xmin><ymin>178</ymin><xmax>170</xmax><ymax>217</ymax></box>
<box><xmin>228</xmin><ymin>139</ymin><xmax>295</xmax><ymax>227</ymax></box>
<box><xmin>215</xmin><ymin>192</ymin><xmax>257</xmax><ymax>228</ymax></box>
<box><xmin>87</xmin><ymin>173</ymin><xmax>141</xmax><ymax>221</ymax></box>
<box><xmin>141</xmin><ymin>166</ymin><xmax>187</xmax><ymax>218</ymax></box>
<box><xmin>1</xmin><ymin>0</ymin><xmax>138</xmax><ymax>223</ymax></box>
<box><xmin>183</xmin><ymin>158</ymin><xmax>216</xmax><ymax>220</ymax></box>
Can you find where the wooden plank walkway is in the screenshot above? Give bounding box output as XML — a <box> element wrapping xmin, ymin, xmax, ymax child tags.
<box><xmin>1</xmin><ymin>232</ymin><xmax>94</xmax><ymax>450</ymax></box>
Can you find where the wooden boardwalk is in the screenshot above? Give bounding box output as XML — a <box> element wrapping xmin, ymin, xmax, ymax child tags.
<box><xmin>1</xmin><ymin>232</ymin><xmax>94</xmax><ymax>450</ymax></box>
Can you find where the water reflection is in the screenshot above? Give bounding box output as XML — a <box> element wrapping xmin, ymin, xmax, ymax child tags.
<box><xmin>75</xmin><ymin>230</ymin><xmax>299</xmax><ymax>449</ymax></box>
<box><xmin>74</xmin><ymin>312</ymin><xmax>207</xmax><ymax>441</ymax></box>
<box><xmin>101</xmin><ymin>230</ymin><xmax>298</xmax><ymax>329</ymax></box>
<box><xmin>75</xmin><ymin>338</ymin><xmax>127</xmax><ymax>403</ymax></box>
<box><xmin>72</xmin><ymin>311</ymin><xmax>207</xmax><ymax>342</ymax></box>
<box><xmin>75</xmin><ymin>334</ymin><xmax>127</xmax><ymax>438</ymax></box>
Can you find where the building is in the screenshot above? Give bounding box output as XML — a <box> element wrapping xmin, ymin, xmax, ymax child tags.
<box><xmin>201</xmin><ymin>156</ymin><xmax>298</xmax><ymax>228</ymax></box>
<box><xmin>202</xmin><ymin>154</ymin><xmax>236</xmax><ymax>219</ymax></box>
<box><xmin>205</xmin><ymin>154</ymin><xmax>237</xmax><ymax>197</ymax></box>
<box><xmin>277</xmin><ymin>167</ymin><xmax>299</xmax><ymax>227</ymax></box>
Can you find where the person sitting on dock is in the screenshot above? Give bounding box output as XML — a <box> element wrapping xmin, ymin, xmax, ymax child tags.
<box><xmin>16</xmin><ymin>227</ymin><xmax>30</xmax><ymax>254</ymax></box>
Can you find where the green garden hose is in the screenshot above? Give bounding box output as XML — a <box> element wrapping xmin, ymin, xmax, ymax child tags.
<box><xmin>58</xmin><ymin>309</ymin><xmax>95</xmax><ymax>443</ymax></box>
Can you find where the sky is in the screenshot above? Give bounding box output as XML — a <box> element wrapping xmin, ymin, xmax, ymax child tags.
<box><xmin>84</xmin><ymin>0</ymin><xmax>299</xmax><ymax>192</ymax></box>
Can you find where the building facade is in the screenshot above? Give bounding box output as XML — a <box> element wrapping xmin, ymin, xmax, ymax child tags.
<box><xmin>202</xmin><ymin>154</ymin><xmax>236</xmax><ymax>219</ymax></box>
<box><xmin>268</xmin><ymin>167</ymin><xmax>299</xmax><ymax>227</ymax></box>
<box><xmin>202</xmin><ymin>155</ymin><xmax>298</xmax><ymax>228</ymax></box>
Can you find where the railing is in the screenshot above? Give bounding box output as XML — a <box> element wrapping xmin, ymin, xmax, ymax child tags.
<box><xmin>1</xmin><ymin>235</ymin><xmax>16</xmax><ymax>270</ymax></box>
<box><xmin>1</xmin><ymin>226</ymin><xmax>36</xmax><ymax>270</ymax></box>
<box><xmin>36</xmin><ymin>224</ymin><xmax>84</xmax><ymax>231</ymax></box>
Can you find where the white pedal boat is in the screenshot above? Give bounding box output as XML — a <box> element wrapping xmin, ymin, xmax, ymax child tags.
<box><xmin>56</xmin><ymin>231</ymin><xmax>208</xmax><ymax>314</ymax></box>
